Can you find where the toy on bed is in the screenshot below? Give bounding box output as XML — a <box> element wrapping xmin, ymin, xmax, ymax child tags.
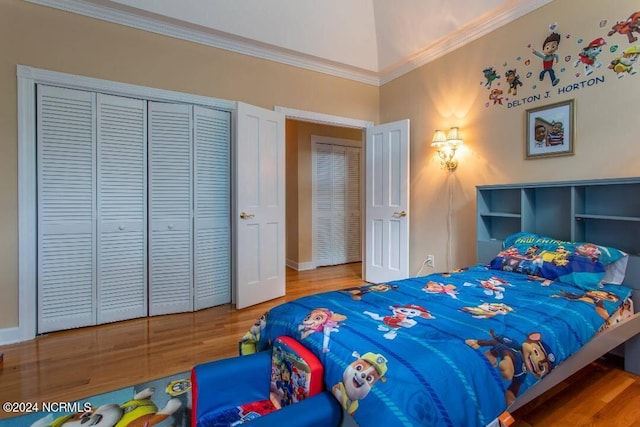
<box><xmin>191</xmin><ymin>335</ymin><xmax>342</xmax><ymax>427</ymax></box>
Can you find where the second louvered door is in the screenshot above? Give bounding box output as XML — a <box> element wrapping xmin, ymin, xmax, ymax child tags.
<box><xmin>96</xmin><ymin>94</ymin><xmax>147</xmax><ymax>324</ymax></box>
<box><xmin>193</xmin><ymin>106</ymin><xmax>231</xmax><ymax>310</ymax></box>
<box><xmin>148</xmin><ymin>102</ymin><xmax>194</xmax><ymax>315</ymax></box>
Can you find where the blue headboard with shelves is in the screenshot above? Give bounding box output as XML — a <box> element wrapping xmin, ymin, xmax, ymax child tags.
<box><xmin>476</xmin><ymin>177</ymin><xmax>640</xmax><ymax>292</ymax></box>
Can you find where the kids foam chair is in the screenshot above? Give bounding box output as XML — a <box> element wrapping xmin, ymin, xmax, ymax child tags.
<box><xmin>191</xmin><ymin>336</ymin><xmax>342</xmax><ymax>427</ymax></box>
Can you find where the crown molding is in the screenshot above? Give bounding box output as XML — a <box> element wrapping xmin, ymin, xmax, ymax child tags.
<box><xmin>379</xmin><ymin>0</ymin><xmax>552</xmax><ymax>85</ymax></box>
<box><xmin>25</xmin><ymin>0</ymin><xmax>382</xmax><ymax>86</ymax></box>
<box><xmin>380</xmin><ymin>0</ymin><xmax>553</xmax><ymax>86</ymax></box>
<box><xmin>26</xmin><ymin>0</ymin><xmax>551</xmax><ymax>87</ymax></box>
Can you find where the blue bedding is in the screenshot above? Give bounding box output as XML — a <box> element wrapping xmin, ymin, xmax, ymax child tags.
<box><xmin>246</xmin><ymin>266</ymin><xmax>632</xmax><ymax>427</ymax></box>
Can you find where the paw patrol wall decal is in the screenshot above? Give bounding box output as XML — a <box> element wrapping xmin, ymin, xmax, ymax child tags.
<box><xmin>574</xmin><ymin>37</ymin><xmax>607</xmax><ymax>76</ymax></box>
<box><xmin>607</xmin><ymin>11</ymin><xmax>640</xmax><ymax>43</ymax></box>
<box><xmin>479</xmin><ymin>9</ymin><xmax>640</xmax><ymax>109</ymax></box>
<box><xmin>532</xmin><ymin>31</ymin><xmax>562</xmax><ymax>86</ymax></box>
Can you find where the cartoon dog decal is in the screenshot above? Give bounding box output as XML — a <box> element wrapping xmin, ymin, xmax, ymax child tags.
<box><xmin>341</xmin><ymin>283</ymin><xmax>399</xmax><ymax>300</ymax></box>
<box><xmin>422</xmin><ymin>281</ymin><xmax>458</xmax><ymax>299</ymax></box>
<box><xmin>464</xmin><ymin>276</ymin><xmax>513</xmax><ymax>300</ymax></box>
<box><xmin>608</xmin><ymin>11</ymin><xmax>640</xmax><ymax>43</ymax></box>
<box><xmin>332</xmin><ymin>351</ymin><xmax>388</xmax><ymax>415</ymax></box>
<box><xmin>505</xmin><ymin>69</ymin><xmax>523</xmax><ymax>95</ymax></box>
<box><xmin>31</xmin><ymin>387</ymin><xmax>182</xmax><ymax>427</ymax></box>
<box><xmin>552</xmin><ymin>289</ymin><xmax>619</xmax><ymax>319</ymax></box>
<box><xmin>239</xmin><ymin>312</ymin><xmax>267</xmax><ymax>355</ymax></box>
<box><xmin>466</xmin><ymin>330</ymin><xmax>556</xmax><ymax>404</ymax></box>
<box><xmin>460</xmin><ymin>302</ymin><xmax>514</xmax><ymax>319</ymax></box>
<box><xmin>298</xmin><ymin>308</ymin><xmax>346</xmax><ymax>352</ymax></box>
<box><xmin>364</xmin><ymin>304</ymin><xmax>434</xmax><ymax>340</ymax></box>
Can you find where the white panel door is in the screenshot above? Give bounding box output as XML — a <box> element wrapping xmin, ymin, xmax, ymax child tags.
<box><xmin>365</xmin><ymin>120</ymin><xmax>410</xmax><ymax>283</ymax></box>
<box><xmin>96</xmin><ymin>94</ymin><xmax>147</xmax><ymax>324</ymax></box>
<box><xmin>193</xmin><ymin>106</ymin><xmax>231</xmax><ymax>310</ymax></box>
<box><xmin>235</xmin><ymin>102</ymin><xmax>285</xmax><ymax>309</ymax></box>
<box><xmin>37</xmin><ymin>85</ymin><xmax>97</xmax><ymax>333</ymax></box>
<box><xmin>148</xmin><ymin>102</ymin><xmax>193</xmax><ymax>315</ymax></box>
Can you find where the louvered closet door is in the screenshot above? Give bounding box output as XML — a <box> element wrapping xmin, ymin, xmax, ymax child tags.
<box><xmin>330</xmin><ymin>146</ymin><xmax>348</xmax><ymax>264</ymax></box>
<box><xmin>37</xmin><ymin>85</ymin><xmax>96</xmax><ymax>333</ymax></box>
<box><xmin>149</xmin><ymin>102</ymin><xmax>193</xmax><ymax>315</ymax></box>
<box><xmin>314</xmin><ymin>144</ymin><xmax>361</xmax><ymax>267</ymax></box>
<box><xmin>193</xmin><ymin>106</ymin><xmax>231</xmax><ymax>310</ymax></box>
<box><xmin>314</xmin><ymin>144</ymin><xmax>333</xmax><ymax>267</ymax></box>
<box><xmin>97</xmin><ymin>94</ymin><xmax>147</xmax><ymax>323</ymax></box>
<box><xmin>346</xmin><ymin>147</ymin><xmax>361</xmax><ymax>263</ymax></box>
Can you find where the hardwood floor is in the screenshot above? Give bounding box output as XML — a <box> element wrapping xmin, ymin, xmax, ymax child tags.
<box><xmin>1</xmin><ymin>263</ymin><xmax>639</xmax><ymax>425</ymax></box>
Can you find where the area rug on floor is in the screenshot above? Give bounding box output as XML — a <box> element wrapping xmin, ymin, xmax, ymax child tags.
<box><xmin>0</xmin><ymin>371</ymin><xmax>192</xmax><ymax>426</ymax></box>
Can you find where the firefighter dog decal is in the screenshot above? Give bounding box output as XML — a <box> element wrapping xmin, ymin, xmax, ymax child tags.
<box><xmin>466</xmin><ymin>330</ymin><xmax>557</xmax><ymax>405</ymax></box>
<box><xmin>332</xmin><ymin>351</ymin><xmax>388</xmax><ymax>415</ymax></box>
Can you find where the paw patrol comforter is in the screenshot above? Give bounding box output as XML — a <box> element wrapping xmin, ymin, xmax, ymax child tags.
<box><xmin>243</xmin><ymin>266</ymin><xmax>632</xmax><ymax>427</ymax></box>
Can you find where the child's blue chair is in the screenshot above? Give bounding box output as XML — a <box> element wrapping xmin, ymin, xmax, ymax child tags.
<box><xmin>191</xmin><ymin>336</ymin><xmax>342</xmax><ymax>427</ymax></box>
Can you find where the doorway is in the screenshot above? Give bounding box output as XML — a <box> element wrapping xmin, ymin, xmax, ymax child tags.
<box><xmin>284</xmin><ymin>119</ymin><xmax>364</xmax><ymax>273</ymax></box>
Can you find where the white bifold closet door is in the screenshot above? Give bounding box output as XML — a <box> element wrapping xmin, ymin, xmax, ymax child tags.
<box><xmin>148</xmin><ymin>102</ymin><xmax>231</xmax><ymax>315</ymax></box>
<box><xmin>148</xmin><ymin>102</ymin><xmax>194</xmax><ymax>315</ymax></box>
<box><xmin>314</xmin><ymin>143</ymin><xmax>361</xmax><ymax>267</ymax></box>
<box><xmin>96</xmin><ymin>93</ymin><xmax>148</xmax><ymax>324</ymax></box>
<box><xmin>37</xmin><ymin>86</ymin><xmax>147</xmax><ymax>333</ymax></box>
<box><xmin>193</xmin><ymin>106</ymin><xmax>231</xmax><ymax>310</ymax></box>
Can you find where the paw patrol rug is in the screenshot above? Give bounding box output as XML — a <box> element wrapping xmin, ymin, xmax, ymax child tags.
<box><xmin>0</xmin><ymin>371</ymin><xmax>191</xmax><ymax>426</ymax></box>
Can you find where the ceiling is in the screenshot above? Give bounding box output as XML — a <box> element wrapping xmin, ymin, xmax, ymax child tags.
<box><xmin>29</xmin><ymin>0</ymin><xmax>552</xmax><ymax>85</ymax></box>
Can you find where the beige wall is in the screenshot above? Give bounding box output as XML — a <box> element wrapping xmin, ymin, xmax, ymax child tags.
<box><xmin>381</xmin><ymin>0</ymin><xmax>640</xmax><ymax>275</ymax></box>
<box><xmin>286</xmin><ymin>121</ymin><xmax>362</xmax><ymax>265</ymax></box>
<box><xmin>0</xmin><ymin>0</ymin><xmax>379</xmax><ymax>329</ymax></box>
<box><xmin>3</xmin><ymin>0</ymin><xmax>639</xmax><ymax>333</ymax></box>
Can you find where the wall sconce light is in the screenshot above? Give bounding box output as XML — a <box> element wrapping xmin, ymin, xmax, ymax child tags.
<box><xmin>431</xmin><ymin>127</ymin><xmax>464</xmax><ymax>171</ymax></box>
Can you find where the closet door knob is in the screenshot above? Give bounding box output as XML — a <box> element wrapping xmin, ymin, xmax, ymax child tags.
<box><xmin>118</xmin><ymin>225</ymin><xmax>125</xmax><ymax>231</ymax></box>
<box><xmin>393</xmin><ymin>211</ymin><xmax>407</xmax><ymax>217</ymax></box>
<box><xmin>240</xmin><ymin>211</ymin><xmax>255</xmax><ymax>219</ymax></box>
<box><xmin>168</xmin><ymin>224</ymin><xmax>174</xmax><ymax>230</ymax></box>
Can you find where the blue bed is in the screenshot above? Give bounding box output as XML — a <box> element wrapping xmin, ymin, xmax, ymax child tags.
<box><xmin>245</xmin><ymin>264</ymin><xmax>633</xmax><ymax>427</ymax></box>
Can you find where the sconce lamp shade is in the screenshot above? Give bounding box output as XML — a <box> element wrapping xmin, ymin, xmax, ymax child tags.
<box><xmin>431</xmin><ymin>130</ymin><xmax>447</xmax><ymax>147</ymax></box>
<box><xmin>446</xmin><ymin>127</ymin><xmax>463</xmax><ymax>146</ymax></box>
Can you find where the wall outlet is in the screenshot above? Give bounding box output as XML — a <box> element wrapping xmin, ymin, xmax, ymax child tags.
<box><xmin>426</xmin><ymin>255</ymin><xmax>435</xmax><ymax>267</ymax></box>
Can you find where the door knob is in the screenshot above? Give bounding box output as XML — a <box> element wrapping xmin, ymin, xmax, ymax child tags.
<box><xmin>393</xmin><ymin>210</ymin><xmax>407</xmax><ymax>217</ymax></box>
<box><xmin>240</xmin><ymin>211</ymin><xmax>255</xmax><ymax>219</ymax></box>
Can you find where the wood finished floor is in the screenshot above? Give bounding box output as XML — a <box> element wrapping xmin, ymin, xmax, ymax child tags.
<box><xmin>1</xmin><ymin>263</ymin><xmax>639</xmax><ymax>425</ymax></box>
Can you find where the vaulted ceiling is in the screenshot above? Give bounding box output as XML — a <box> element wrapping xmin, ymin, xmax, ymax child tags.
<box><xmin>29</xmin><ymin>0</ymin><xmax>552</xmax><ymax>85</ymax></box>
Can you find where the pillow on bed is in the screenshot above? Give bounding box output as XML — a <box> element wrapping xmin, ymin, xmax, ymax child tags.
<box><xmin>489</xmin><ymin>232</ymin><xmax>628</xmax><ymax>288</ymax></box>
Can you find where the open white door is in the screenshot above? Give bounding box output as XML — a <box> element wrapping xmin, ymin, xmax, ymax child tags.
<box><xmin>234</xmin><ymin>102</ymin><xmax>286</xmax><ymax>309</ymax></box>
<box><xmin>364</xmin><ymin>119</ymin><xmax>410</xmax><ymax>283</ymax></box>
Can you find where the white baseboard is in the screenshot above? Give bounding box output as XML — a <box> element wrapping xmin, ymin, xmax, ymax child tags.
<box><xmin>0</xmin><ymin>327</ymin><xmax>22</xmax><ymax>346</ymax></box>
<box><xmin>286</xmin><ymin>259</ymin><xmax>316</xmax><ymax>271</ymax></box>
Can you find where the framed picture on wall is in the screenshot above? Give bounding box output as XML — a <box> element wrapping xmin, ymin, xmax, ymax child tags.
<box><xmin>525</xmin><ymin>99</ymin><xmax>575</xmax><ymax>159</ymax></box>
